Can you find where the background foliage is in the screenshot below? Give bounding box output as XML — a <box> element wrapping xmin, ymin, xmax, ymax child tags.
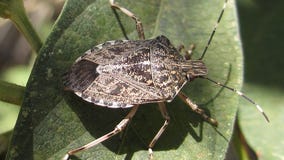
<box><xmin>237</xmin><ymin>0</ymin><xmax>284</xmax><ymax>159</ymax></box>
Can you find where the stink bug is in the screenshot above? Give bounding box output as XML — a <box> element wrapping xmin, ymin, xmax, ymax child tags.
<box><xmin>62</xmin><ymin>0</ymin><xmax>269</xmax><ymax>159</ymax></box>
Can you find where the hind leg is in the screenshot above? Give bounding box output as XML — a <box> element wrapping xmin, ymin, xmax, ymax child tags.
<box><xmin>63</xmin><ymin>105</ymin><xmax>139</xmax><ymax>160</ymax></box>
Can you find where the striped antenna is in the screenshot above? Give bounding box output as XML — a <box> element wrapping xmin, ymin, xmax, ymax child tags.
<box><xmin>199</xmin><ymin>0</ymin><xmax>228</xmax><ymax>60</ymax></box>
<box><xmin>202</xmin><ymin>77</ymin><xmax>270</xmax><ymax>122</ymax></box>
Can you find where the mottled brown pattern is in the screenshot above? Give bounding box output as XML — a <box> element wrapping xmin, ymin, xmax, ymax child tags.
<box><xmin>63</xmin><ymin>35</ymin><xmax>207</xmax><ymax>108</ymax></box>
<box><xmin>62</xmin><ymin>60</ymin><xmax>100</xmax><ymax>92</ymax></box>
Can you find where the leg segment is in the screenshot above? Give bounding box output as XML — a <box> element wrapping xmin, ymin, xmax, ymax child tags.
<box><xmin>178</xmin><ymin>92</ymin><xmax>218</xmax><ymax>126</ymax></box>
<box><xmin>148</xmin><ymin>102</ymin><xmax>170</xmax><ymax>159</ymax></box>
<box><xmin>177</xmin><ymin>44</ymin><xmax>185</xmax><ymax>52</ymax></box>
<box><xmin>184</xmin><ymin>44</ymin><xmax>195</xmax><ymax>60</ymax></box>
<box><xmin>177</xmin><ymin>44</ymin><xmax>195</xmax><ymax>60</ymax></box>
<box><xmin>109</xmin><ymin>0</ymin><xmax>145</xmax><ymax>40</ymax></box>
<box><xmin>63</xmin><ymin>105</ymin><xmax>139</xmax><ymax>160</ymax></box>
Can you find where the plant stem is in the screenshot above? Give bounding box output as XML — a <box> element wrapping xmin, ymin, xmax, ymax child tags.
<box><xmin>9</xmin><ymin>0</ymin><xmax>42</xmax><ymax>52</ymax></box>
<box><xmin>0</xmin><ymin>0</ymin><xmax>42</xmax><ymax>52</ymax></box>
<box><xmin>0</xmin><ymin>80</ymin><xmax>25</xmax><ymax>106</ymax></box>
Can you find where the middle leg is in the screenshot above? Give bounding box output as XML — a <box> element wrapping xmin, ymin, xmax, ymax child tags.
<box><xmin>148</xmin><ymin>102</ymin><xmax>170</xmax><ymax>159</ymax></box>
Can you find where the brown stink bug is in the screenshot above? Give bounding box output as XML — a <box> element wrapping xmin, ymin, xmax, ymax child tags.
<box><xmin>62</xmin><ymin>0</ymin><xmax>269</xmax><ymax>159</ymax></box>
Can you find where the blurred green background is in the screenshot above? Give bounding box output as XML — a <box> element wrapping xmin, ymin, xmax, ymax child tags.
<box><xmin>237</xmin><ymin>0</ymin><xmax>284</xmax><ymax>159</ymax></box>
<box><xmin>0</xmin><ymin>0</ymin><xmax>64</xmax><ymax>159</ymax></box>
<box><xmin>0</xmin><ymin>0</ymin><xmax>283</xmax><ymax>159</ymax></box>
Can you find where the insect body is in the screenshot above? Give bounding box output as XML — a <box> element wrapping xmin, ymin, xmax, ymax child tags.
<box><xmin>62</xmin><ymin>0</ymin><xmax>268</xmax><ymax>159</ymax></box>
<box><xmin>63</xmin><ymin>35</ymin><xmax>207</xmax><ymax>108</ymax></box>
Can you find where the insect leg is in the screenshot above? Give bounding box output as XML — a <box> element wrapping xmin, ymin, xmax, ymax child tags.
<box><xmin>62</xmin><ymin>105</ymin><xmax>139</xmax><ymax>160</ymax></box>
<box><xmin>111</xmin><ymin>3</ymin><xmax>129</xmax><ymax>40</ymax></box>
<box><xmin>178</xmin><ymin>92</ymin><xmax>218</xmax><ymax>126</ymax></box>
<box><xmin>148</xmin><ymin>102</ymin><xmax>170</xmax><ymax>159</ymax></box>
<box><xmin>184</xmin><ymin>44</ymin><xmax>195</xmax><ymax>60</ymax></box>
<box><xmin>177</xmin><ymin>44</ymin><xmax>195</xmax><ymax>60</ymax></box>
<box><xmin>177</xmin><ymin>44</ymin><xmax>185</xmax><ymax>52</ymax></box>
<box><xmin>109</xmin><ymin>0</ymin><xmax>145</xmax><ymax>40</ymax></box>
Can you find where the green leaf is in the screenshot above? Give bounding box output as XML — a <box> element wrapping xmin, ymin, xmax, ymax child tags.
<box><xmin>237</xmin><ymin>0</ymin><xmax>284</xmax><ymax>159</ymax></box>
<box><xmin>7</xmin><ymin>0</ymin><xmax>242</xmax><ymax>159</ymax></box>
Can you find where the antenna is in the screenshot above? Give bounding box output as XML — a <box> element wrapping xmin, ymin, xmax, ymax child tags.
<box><xmin>199</xmin><ymin>0</ymin><xmax>228</xmax><ymax>60</ymax></box>
<box><xmin>201</xmin><ymin>77</ymin><xmax>270</xmax><ymax>122</ymax></box>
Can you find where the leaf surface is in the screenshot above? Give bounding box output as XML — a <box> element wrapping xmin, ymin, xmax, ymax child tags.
<box><xmin>7</xmin><ymin>0</ymin><xmax>242</xmax><ymax>159</ymax></box>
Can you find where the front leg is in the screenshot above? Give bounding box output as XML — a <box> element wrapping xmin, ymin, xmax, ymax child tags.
<box><xmin>178</xmin><ymin>92</ymin><xmax>218</xmax><ymax>126</ymax></box>
<box><xmin>178</xmin><ymin>44</ymin><xmax>196</xmax><ymax>60</ymax></box>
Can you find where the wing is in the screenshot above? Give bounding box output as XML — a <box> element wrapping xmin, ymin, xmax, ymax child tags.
<box><xmin>76</xmin><ymin>73</ymin><xmax>164</xmax><ymax>108</ymax></box>
<box><xmin>62</xmin><ymin>37</ymin><xmax>183</xmax><ymax>108</ymax></box>
<box><xmin>79</xmin><ymin>39</ymin><xmax>148</xmax><ymax>65</ymax></box>
<box><xmin>63</xmin><ymin>57</ymin><xmax>164</xmax><ymax>108</ymax></box>
<box><xmin>62</xmin><ymin>60</ymin><xmax>99</xmax><ymax>92</ymax></box>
